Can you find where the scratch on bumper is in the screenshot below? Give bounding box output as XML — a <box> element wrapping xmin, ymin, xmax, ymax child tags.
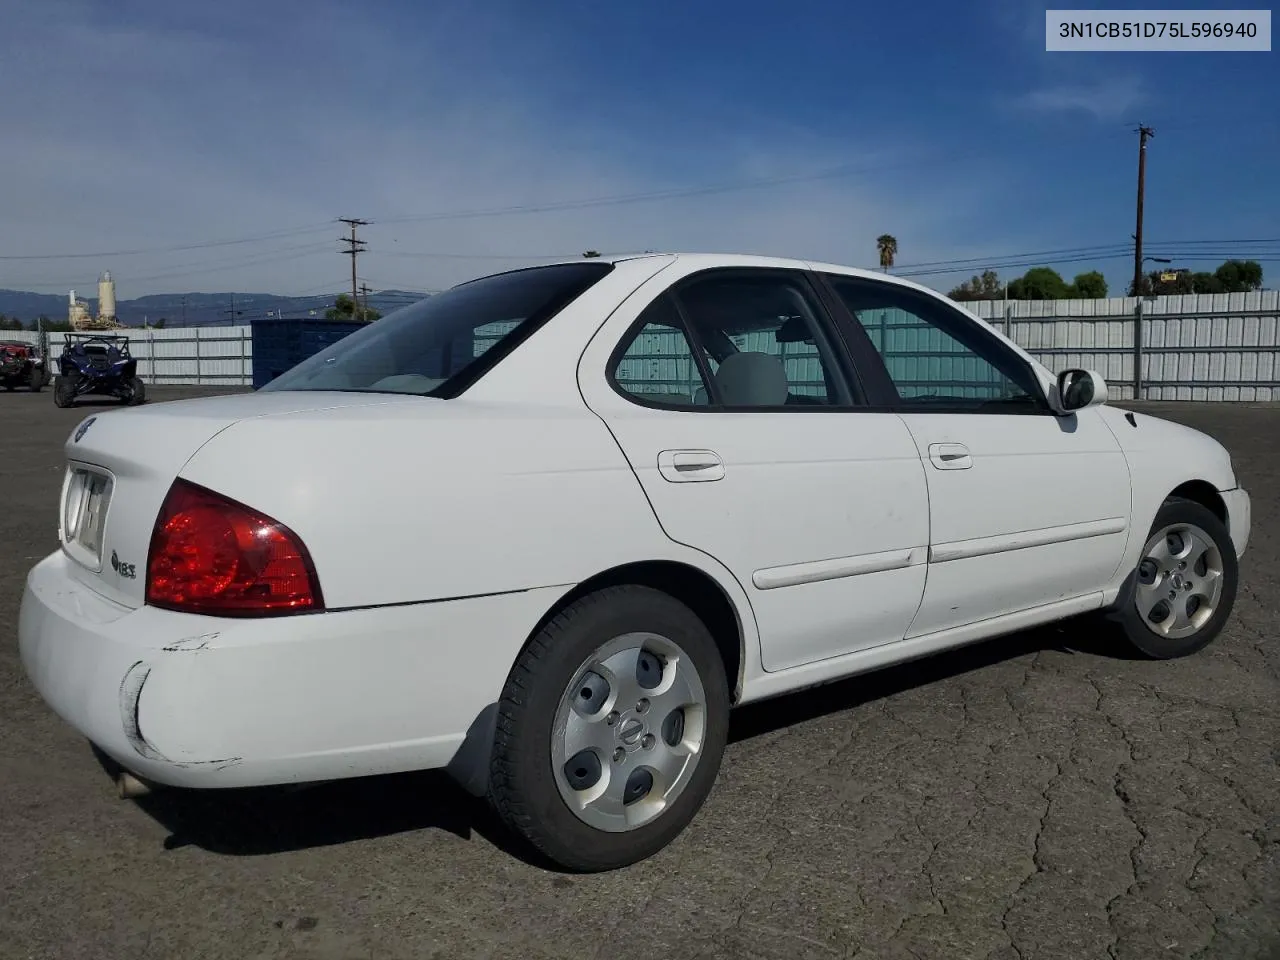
<box><xmin>119</xmin><ymin>660</ymin><xmax>167</xmax><ymax>762</ymax></box>
<box><xmin>118</xmin><ymin>659</ymin><xmax>242</xmax><ymax>771</ymax></box>
<box><xmin>162</xmin><ymin>632</ymin><xmax>220</xmax><ymax>653</ymax></box>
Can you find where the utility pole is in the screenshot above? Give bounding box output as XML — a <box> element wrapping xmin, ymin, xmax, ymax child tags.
<box><xmin>338</xmin><ymin>218</ymin><xmax>368</xmax><ymax>318</ymax></box>
<box><xmin>222</xmin><ymin>293</ymin><xmax>242</xmax><ymax>326</ymax></box>
<box><xmin>1131</xmin><ymin>125</ymin><xmax>1154</xmax><ymax>297</ymax></box>
<box><xmin>181</xmin><ymin>296</ymin><xmax>187</xmax><ymax>326</ymax></box>
<box><xmin>359</xmin><ymin>282</ymin><xmax>371</xmax><ymax>320</ymax></box>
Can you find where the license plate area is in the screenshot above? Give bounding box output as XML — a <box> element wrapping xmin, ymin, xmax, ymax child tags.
<box><xmin>61</xmin><ymin>463</ymin><xmax>114</xmax><ymax>570</ymax></box>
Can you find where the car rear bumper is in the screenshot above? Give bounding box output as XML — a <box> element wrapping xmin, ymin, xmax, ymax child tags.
<box><xmin>1222</xmin><ymin>486</ymin><xmax>1251</xmax><ymax>558</ymax></box>
<box><xmin>19</xmin><ymin>551</ymin><xmax>561</xmax><ymax>790</ymax></box>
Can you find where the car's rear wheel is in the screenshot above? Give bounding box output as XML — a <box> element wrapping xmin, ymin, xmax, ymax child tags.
<box><xmin>1113</xmin><ymin>497</ymin><xmax>1238</xmax><ymax>659</ymax></box>
<box><xmin>53</xmin><ymin>374</ymin><xmax>78</xmax><ymax>408</ymax></box>
<box><xmin>488</xmin><ymin>585</ymin><xmax>730</xmax><ymax>872</ymax></box>
<box><xmin>28</xmin><ymin>366</ymin><xmax>43</xmax><ymax>392</ymax></box>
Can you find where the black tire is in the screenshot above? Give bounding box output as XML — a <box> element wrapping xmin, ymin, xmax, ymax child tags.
<box><xmin>1110</xmin><ymin>497</ymin><xmax>1239</xmax><ymax>659</ymax></box>
<box><xmin>53</xmin><ymin>375</ymin><xmax>78</xmax><ymax>408</ymax></box>
<box><xmin>488</xmin><ymin>585</ymin><xmax>730</xmax><ymax>872</ymax></box>
<box><xmin>124</xmin><ymin>376</ymin><xmax>146</xmax><ymax>405</ymax></box>
<box><xmin>28</xmin><ymin>366</ymin><xmax>42</xmax><ymax>392</ymax></box>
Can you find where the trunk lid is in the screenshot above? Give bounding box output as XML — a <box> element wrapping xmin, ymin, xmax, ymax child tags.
<box><xmin>58</xmin><ymin>391</ymin><xmax>423</xmax><ymax>608</ymax></box>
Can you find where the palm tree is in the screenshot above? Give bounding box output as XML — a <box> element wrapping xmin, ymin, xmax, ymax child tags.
<box><xmin>876</xmin><ymin>235</ymin><xmax>898</xmax><ymax>272</ymax></box>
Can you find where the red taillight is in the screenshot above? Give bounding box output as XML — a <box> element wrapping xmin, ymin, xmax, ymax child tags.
<box><xmin>146</xmin><ymin>479</ymin><xmax>323</xmax><ymax>616</ymax></box>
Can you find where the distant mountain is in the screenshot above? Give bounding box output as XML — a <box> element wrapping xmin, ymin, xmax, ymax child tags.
<box><xmin>0</xmin><ymin>289</ymin><xmax>429</xmax><ymax>327</ymax></box>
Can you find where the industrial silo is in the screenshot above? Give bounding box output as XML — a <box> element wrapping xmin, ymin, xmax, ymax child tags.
<box><xmin>97</xmin><ymin>271</ymin><xmax>117</xmax><ymax>322</ymax></box>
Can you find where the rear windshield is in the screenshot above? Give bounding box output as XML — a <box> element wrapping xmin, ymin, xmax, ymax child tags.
<box><xmin>260</xmin><ymin>261</ymin><xmax>614</xmax><ymax>397</ymax></box>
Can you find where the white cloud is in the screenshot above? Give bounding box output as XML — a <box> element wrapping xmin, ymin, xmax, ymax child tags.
<box><xmin>1017</xmin><ymin>76</ymin><xmax>1148</xmax><ymax>122</ymax></box>
<box><xmin>0</xmin><ymin>0</ymin><xmax>1010</xmax><ymax>298</ymax></box>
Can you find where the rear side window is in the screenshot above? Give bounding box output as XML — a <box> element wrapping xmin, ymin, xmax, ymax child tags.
<box><xmin>611</xmin><ymin>297</ymin><xmax>715</xmax><ymax>407</ymax></box>
<box><xmin>608</xmin><ymin>268</ymin><xmax>855</xmax><ymax>409</ymax></box>
<box><xmin>261</xmin><ymin>262</ymin><xmax>614</xmax><ymax>397</ymax></box>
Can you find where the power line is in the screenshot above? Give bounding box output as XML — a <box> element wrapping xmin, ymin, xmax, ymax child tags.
<box><xmin>895</xmin><ymin>252</ymin><xmax>1136</xmax><ymax>279</ymax></box>
<box><xmin>892</xmin><ymin>243</ymin><xmax>1134</xmax><ymax>272</ymax></box>
<box><xmin>894</xmin><ymin>252</ymin><xmax>1280</xmax><ymax>281</ymax></box>
<box><xmin>0</xmin><ymin>156</ymin><xmax>976</xmax><ymax>264</ymax></box>
<box><xmin>15</xmin><ymin>243</ymin><xmax>335</xmax><ymax>290</ymax></box>
<box><xmin>889</xmin><ymin>238</ymin><xmax>1280</xmax><ymax>274</ymax></box>
<box><xmin>367</xmin><ymin>127</ymin><xmax>1175</xmax><ymax>227</ymax></box>
<box><xmin>0</xmin><ymin>222</ymin><xmax>335</xmax><ymax>261</ymax></box>
<box><xmin>1144</xmin><ymin>237</ymin><xmax>1280</xmax><ymax>247</ymax></box>
<box><xmin>370</xmin><ymin>145</ymin><xmax>1060</xmax><ymax>226</ymax></box>
<box><xmin>378</xmin><ymin>249</ymin><xmax>586</xmax><ymax>260</ymax></box>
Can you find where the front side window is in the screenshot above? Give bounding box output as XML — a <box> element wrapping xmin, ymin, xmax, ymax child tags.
<box><xmin>824</xmin><ymin>275</ymin><xmax>1044</xmax><ymax>410</ymax></box>
<box><xmin>261</xmin><ymin>262</ymin><xmax>614</xmax><ymax>396</ymax></box>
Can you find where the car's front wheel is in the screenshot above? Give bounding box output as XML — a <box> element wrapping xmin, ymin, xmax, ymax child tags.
<box><xmin>1113</xmin><ymin>497</ymin><xmax>1239</xmax><ymax>659</ymax></box>
<box><xmin>488</xmin><ymin>585</ymin><xmax>730</xmax><ymax>872</ymax></box>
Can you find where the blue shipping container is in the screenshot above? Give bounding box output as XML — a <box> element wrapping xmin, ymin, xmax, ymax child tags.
<box><xmin>250</xmin><ymin>318</ymin><xmax>365</xmax><ymax>389</ymax></box>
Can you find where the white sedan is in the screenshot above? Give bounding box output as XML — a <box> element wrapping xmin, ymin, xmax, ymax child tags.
<box><xmin>19</xmin><ymin>253</ymin><xmax>1251</xmax><ymax>872</ymax></box>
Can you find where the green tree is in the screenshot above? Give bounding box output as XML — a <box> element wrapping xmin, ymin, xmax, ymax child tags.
<box><xmin>1141</xmin><ymin>259</ymin><xmax>1263</xmax><ymax>297</ymax></box>
<box><xmin>1069</xmin><ymin>271</ymin><xmax>1108</xmax><ymax>298</ymax></box>
<box><xmin>1008</xmin><ymin>267</ymin><xmax>1071</xmax><ymax>300</ymax></box>
<box><xmin>1191</xmin><ymin>272</ymin><xmax>1225</xmax><ymax>294</ymax></box>
<box><xmin>948</xmin><ymin>269</ymin><xmax>1003</xmax><ymax>301</ymax></box>
<box><xmin>876</xmin><ymin>234</ymin><xmax>898</xmax><ymax>271</ymax></box>
<box><xmin>325</xmin><ymin>293</ymin><xmax>381</xmax><ymax>323</ymax></box>
<box><xmin>153</xmin><ymin>318</ymin><xmax>167</xmax><ymax>329</ymax></box>
<box><xmin>1215</xmin><ymin>259</ymin><xmax>1263</xmax><ymax>292</ymax></box>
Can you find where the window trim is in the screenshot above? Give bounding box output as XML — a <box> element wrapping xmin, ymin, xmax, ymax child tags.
<box><xmin>604</xmin><ymin>266</ymin><xmax>869</xmax><ymax>414</ymax></box>
<box><xmin>814</xmin><ymin>271</ymin><xmax>1056</xmax><ymax>416</ymax></box>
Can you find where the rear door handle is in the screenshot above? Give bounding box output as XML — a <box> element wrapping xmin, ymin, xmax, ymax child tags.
<box><xmin>657</xmin><ymin>449</ymin><xmax>725</xmax><ymax>482</ymax></box>
<box><xmin>928</xmin><ymin>442</ymin><xmax>972</xmax><ymax>470</ymax></box>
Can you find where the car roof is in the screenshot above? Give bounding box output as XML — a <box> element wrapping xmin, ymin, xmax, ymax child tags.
<box><xmin>521</xmin><ymin>251</ymin><xmax>950</xmax><ymax>300</ymax></box>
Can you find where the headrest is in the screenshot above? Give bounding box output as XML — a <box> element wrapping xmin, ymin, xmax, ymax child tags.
<box><xmin>714</xmin><ymin>352</ymin><xmax>788</xmax><ymax>407</ymax></box>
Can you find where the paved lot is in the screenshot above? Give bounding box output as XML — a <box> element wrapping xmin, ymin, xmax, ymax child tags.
<box><xmin>0</xmin><ymin>387</ymin><xmax>1276</xmax><ymax>960</ymax></box>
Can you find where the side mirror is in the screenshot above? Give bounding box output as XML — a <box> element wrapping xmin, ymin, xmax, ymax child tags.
<box><xmin>1053</xmin><ymin>368</ymin><xmax>1107</xmax><ymax>414</ymax></box>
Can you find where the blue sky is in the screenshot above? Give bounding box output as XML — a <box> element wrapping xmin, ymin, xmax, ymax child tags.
<box><xmin>1</xmin><ymin>0</ymin><xmax>1276</xmax><ymax>299</ymax></box>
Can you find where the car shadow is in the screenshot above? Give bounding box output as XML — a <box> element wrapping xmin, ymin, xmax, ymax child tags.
<box><xmin>57</xmin><ymin>399</ymin><xmax>135</xmax><ymax>409</ymax></box>
<box><xmin>112</xmin><ymin>613</ymin><xmax>1135</xmax><ymax>866</ymax></box>
<box><xmin>728</xmin><ymin>613</ymin><xmax>1128</xmax><ymax>744</ymax></box>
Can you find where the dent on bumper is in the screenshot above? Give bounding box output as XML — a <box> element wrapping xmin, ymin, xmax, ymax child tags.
<box><xmin>19</xmin><ymin>552</ymin><xmax>560</xmax><ymax>789</ymax></box>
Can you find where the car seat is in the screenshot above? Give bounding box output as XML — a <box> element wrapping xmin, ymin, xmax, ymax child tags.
<box><xmin>713</xmin><ymin>352</ymin><xmax>788</xmax><ymax>406</ymax></box>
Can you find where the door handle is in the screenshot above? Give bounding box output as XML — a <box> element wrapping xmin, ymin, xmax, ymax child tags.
<box><xmin>928</xmin><ymin>442</ymin><xmax>972</xmax><ymax>470</ymax></box>
<box><xmin>657</xmin><ymin>449</ymin><xmax>725</xmax><ymax>482</ymax></box>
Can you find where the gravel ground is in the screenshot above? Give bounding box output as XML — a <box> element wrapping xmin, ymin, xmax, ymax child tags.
<box><xmin>0</xmin><ymin>388</ymin><xmax>1276</xmax><ymax>960</ymax></box>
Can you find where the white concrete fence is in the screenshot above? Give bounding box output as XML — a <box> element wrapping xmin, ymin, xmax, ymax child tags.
<box><xmin>965</xmin><ymin>290</ymin><xmax>1280</xmax><ymax>402</ymax></box>
<box><xmin>10</xmin><ymin>326</ymin><xmax>253</xmax><ymax>387</ymax></box>
<box><xmin>7</xmin><ymin>288</ymin><xmax>1278</xmax><ymax>401</ymax></box>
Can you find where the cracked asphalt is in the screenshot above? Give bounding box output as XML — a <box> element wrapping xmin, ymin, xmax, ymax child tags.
<box><xmin>0</xmin><ymin>389</ymin><xmax>1276</xmax><ymax>960</ymax></box>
